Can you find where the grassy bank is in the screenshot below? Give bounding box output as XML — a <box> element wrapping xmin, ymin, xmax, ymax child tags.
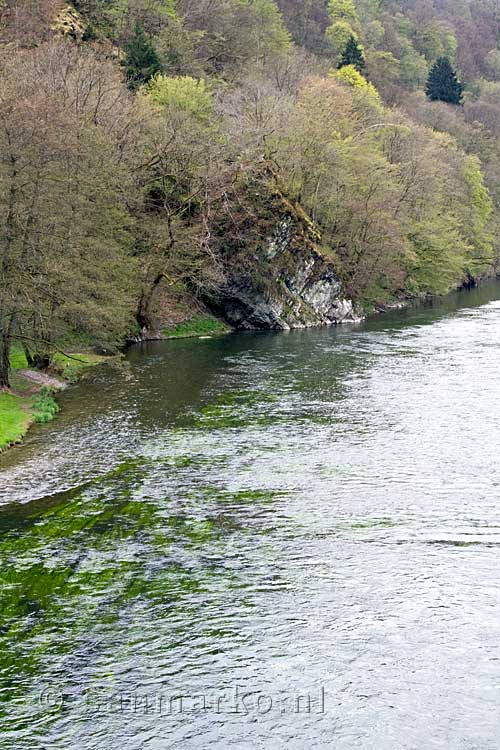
<box><xmin>0</xmin><ymin>393</ymin><xmax>32</xmax><ymax>450</ymax></box>
<box><xmin>0</xmin><ymin>325</ymin><xmax>225</xmax><ymax>453</ymax></box>
<box><xmin>51</xmin><ymin>352</ymin><xmax>113</xmax><ymax>382</ymax></box>
<box><xmin>163</xmin><ymin>315</ymin><xmax>230</xmax><ymax>339</ymax></box>
<box><xmin>0</xmin><ymin>350</ymin><xmax>114</xmax><ymax>453</ymax></box>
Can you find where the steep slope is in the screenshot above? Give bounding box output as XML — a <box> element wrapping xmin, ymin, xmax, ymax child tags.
<box><xmin>0</xmin><ymin>0</ymin><xmax>499</xmax><ymax>387</ymax></box>
<box><xmin>204</xmin><ymin>177</ymin><xmax>359</xmax><ymax>329</ymax></box>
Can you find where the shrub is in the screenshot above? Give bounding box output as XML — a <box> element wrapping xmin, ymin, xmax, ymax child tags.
<box><xmin>32</xmin><ymin>387</ymin><xmax>60</xmax><ymax>424</ymax></box>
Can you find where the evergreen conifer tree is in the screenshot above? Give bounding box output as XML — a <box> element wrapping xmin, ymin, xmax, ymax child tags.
<box><xmin>338</xmin><ymin>34</ymin><xmax>365</xmax><ymax>71</ymax></box>
<box><xmin>425</xmin><ymin>57</ymin><xmax>463</xmax><ymax>104</ymax></box>
<box><xmin>123</xmin><ymin>24</ymin><xmax>161</xmax><ymax>90</ymax></box>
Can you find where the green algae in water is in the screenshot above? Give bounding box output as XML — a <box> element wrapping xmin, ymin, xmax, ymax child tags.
<box><xmin>0</xmin><ymin>450</ymin><xmax>276</xmax><ymax>713</ymax></box>
<box><xmin>191</xmin><ymin>389</ymin><xmax>346</xmax><ymax>430</ymax></box>
<box><xmin>193</xmin><ymin>389</ymin><xmax>279</xmax><ymax>429</ymax></box>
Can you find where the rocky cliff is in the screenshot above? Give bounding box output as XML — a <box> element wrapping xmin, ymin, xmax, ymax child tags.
<box><xmin>144</xmin><ymin>173</ymin><xmax>361</xmax><ymax>337</ymax></box>
<box><xmin>204</xmin><ymin>176</ymin><xmax>361</xmax><ymax>330</ymax></box>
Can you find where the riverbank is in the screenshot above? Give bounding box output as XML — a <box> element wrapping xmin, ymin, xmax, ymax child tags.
<box><xmin>1</xmin><ymin>315</ymin><xmax>230</xmax><ymax>453</ymax></box>
<box><xmin>0</xmin><ymin>351</ymin><xmax>116</xmax><ymax>453</ymax></box>
<box><xmin>163</xmin><ymin>315</ymin><xmax>231</xmax><ymax>340</ymax></box>
<box><xmin>1</xmin><ymin>279</ymin><xmax>493</xmax><ymax>454</ymax></box>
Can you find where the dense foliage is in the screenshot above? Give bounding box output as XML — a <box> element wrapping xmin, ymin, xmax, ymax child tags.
<box><xmin>0</xmin><ymin>0</ymin><xmax>498</xmax><ymax>387</ymax></box>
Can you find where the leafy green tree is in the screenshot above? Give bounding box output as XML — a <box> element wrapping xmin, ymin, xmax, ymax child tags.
<box><xmin>136</xmin><ymin>70</ymin><xmax>228</xmax><ymax>328</ymax></box>
<box><xmin>123</xmin><ymin>23</ymin><xmax>161</xmax><ymax>90</ymax></box>
<box><xmin>425</xmin><ymin>57</ymin><xmax>463</xmax><ymax>104</ymax></box>
<box><xmin>327</xmin><ymin>0</ymin><xmax>359</xmax><ymax>26</ymax></box>
<box><xmin>365</xmin><ymin>50</ymin><xmax>399</xmax><ymax>89</ymax></box>
<box><xmin>172</xmin><ymin>0</ymin><xmax>289</xmax><ymax>75</ymax></box>
<box><xmin>147</xmin><ymin>75</ymin><xmax>213</xmax><ymax>122</ymax></box>
<box><xmin>414</xmin><ymin>23</ymin><xmax>457</xmax><ymax>64</ymax></box>
<box><xmin>408</xmin><ymin>212</ymin><xmax>473</xmax><ymax>294</ymax></box>
<box><xmin>74</xmin><ymin>0</ymin><xmax>177</xmax><ymax>39</ymax></box>
<box><xmin>249</xmin><ymin>0</ymin><xmax>291</xmax><ymax>58</ymax></box>
<box><xmin>463</xmin><ymin>155</ymin><xmax>494</xmax><ymax>271</ymax></box>
<box><xmin>326</xmin><ymin>20</ymin><xmax>357</xmax><ymax>57</ymax></box>
<box><xmin>338</xmin><ymin>34</ymin><xmax>365</xmax><ymax>71</ymax></box>
<box><xmin>326</xmin><ymin>0</ymin><xmax>361</xmax><ymax>59</ymax></box>
<box><xmin>332</xmin><ymin>64</ymin><xmax>380</xmax><ymax>103</ymax></box>
<box><xmin>399</xmin><ymin>43</ymin><xmax>429</xmax><ymax>90</ymax></box>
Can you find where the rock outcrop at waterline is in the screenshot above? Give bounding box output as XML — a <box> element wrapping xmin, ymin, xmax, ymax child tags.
<box><xmin>142</xmin><ymin>173</ymin><xmax>361</xmax><ymax>336</ymax></box>
<box><xmin>204</xmin><ymin>177</ymin><xmax>361</xmax><ymax>330</ymax></box>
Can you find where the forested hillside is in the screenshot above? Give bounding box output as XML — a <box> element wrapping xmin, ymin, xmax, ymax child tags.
<box><xmin>1</xmin><ymin>0</ymin><xmax>499</xmax><ymax>387</ymax></box>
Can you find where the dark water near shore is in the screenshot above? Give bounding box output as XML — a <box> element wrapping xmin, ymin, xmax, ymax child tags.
<box><xmin>2</xmin><ymin>281</ymin><xmax>500</xmax><ymax>749</ymax></box>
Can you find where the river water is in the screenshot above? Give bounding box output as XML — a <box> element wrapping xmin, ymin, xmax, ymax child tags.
<box><xmin>2</xmin><ymin>281</ymin><xmax>500</xmax><ymax>749</ymax></box>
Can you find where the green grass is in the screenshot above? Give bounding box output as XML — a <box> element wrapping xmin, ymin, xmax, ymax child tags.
<box><xmin>31</xmin><ymin>387</ymin><xmax>60</xmax><ymax>424</ymax></box>
<box><xmin>9</xmin><ymin>348</ymin><xmax>29</xmax><ymax>370</ymax></box>
<box><xmin>9</xmin><ymin>347</ymin><xmax>104</xmax><ymax>379</ymax></box>
<box><xmin>164</xmin><ymin>316</ymin><xmax>229</xmax><ymax>339</ymax></box>
<box><xmin>0</xmin><ymin>393</ymin><xmax>32</xmax><ymax>450</ymax></box>
<box><xmin>0</xmin><ymin>349</ymin><xmax>112</xmax><ymax>452</ymax></box>
<box><xmin>51</xmin><ymin>352</ymin><xmax>110</xmax><ymax>382</ymax></box>
<box><xmin>9</xmin><ymin>348</ymin><xmax>110</xmax><ymax>382</ymax></box>
<box><xmin>0</xmin><ymin>349</ymin><xmax>114</xmax><ymax>452</ymax></box>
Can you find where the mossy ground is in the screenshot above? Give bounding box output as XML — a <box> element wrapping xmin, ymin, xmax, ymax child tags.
<box><xmin>0</xmin><ymin>348</ymin><xmax>113</xmax><ymax>452</ymax></box>
<box><xmin>51</xmin><ymin>352</ymin><xmax>113</xmax><ymax>382</ymax></box>
<box><xmin>164</xmin><ymin>316</ymin><xmax>229</xmax><ymax>339</ymax></box>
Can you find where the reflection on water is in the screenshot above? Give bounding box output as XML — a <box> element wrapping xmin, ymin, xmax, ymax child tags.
<box><xmin>2</xmin><ymin>280</ymin><xmax>500</xmax><ymax>748</ymax></box>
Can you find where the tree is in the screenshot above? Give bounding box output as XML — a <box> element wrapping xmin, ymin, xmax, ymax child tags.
<box><xmin>123</xmin><ymin>23</ymin><xmax>162</xmax><ymax>90</ymax></box>
<box><xmin>172</xmin><ymin>0</ymin><xmax>289</xmax><ymax>75</ymax></box>
<box><xmin>327</xmin><ymin>0</ymin><xmax>358</xmax><ymax>26</ymax></box>
<box><xmin>135</xmin><ymin>70</ymin><xmax>230</xmax><ymax>329</ymax></box>
<box><xmin>338</xmin><ymin>35</ymin><xmax>365</xmax><ymax>71</ymax></box>
<box><xmin>325</xmin><ymin>0</ymin><xmax>361</xmax><ymax>60</ymax></box>
<box><xmin>0</xmin><ymin>0</ymin><xmax>61</xmax><ymax>45</ymax></box>
<box><xmin>333</xmin><ymin>64</ymin><xmax>380</xmax><ymax>105</ymax></box>
<box><xmin>0</xmin><ymin>42</ymin><xmax>138</xmax><ymax>389</ymax></box>
<box><xmin>248</xmin><ymin>0</ymin><xmax>291</xmax><ymax>59</ymax></box>
<box><xmin>326</xmin><ymin>20</ymin><xmax>357</xmax><ymax>57</ymax></box>
<box><xmin>147</xmin><ymin>75</ymin><xmax>213</xmax><ymax>122</ymax></box>
<box><xmin>426</xmin><ymin>57</ymin><xmax>464</xmax><ymax>104</ymax></box>
<box><xmin>414</xmin><ymin>22</ymin><xmax>457</xmax><ymax>64</ymax></box>
<box><xmin>274</xmin><ymin>0</ymin><xmax>331</xmax><ymax>52</ymax></box>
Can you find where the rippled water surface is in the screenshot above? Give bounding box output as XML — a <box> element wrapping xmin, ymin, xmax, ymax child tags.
<box><xmin>2</xmin><ymin>282</ymin><xmax>500</xmax><ymax>749</ymax></box>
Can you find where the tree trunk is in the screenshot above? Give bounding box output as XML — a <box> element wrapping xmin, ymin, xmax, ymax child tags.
<box><xmin>0</xmin><ymin>334</ymin><xmax>11</xmax><ymax>390</ymax></box>
<box><xmin>137</xmin><ymin>273</ymin><xmax>165</xmax><ymax>331</ymax></box>
<box><xmin>23</xmin><ymin>344</ymin><xmax>35</xmax><ymax>368</ymax></box>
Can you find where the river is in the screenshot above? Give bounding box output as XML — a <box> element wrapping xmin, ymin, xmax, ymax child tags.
<box><xmin>1</xmin><ymin>280</ymin><xmax>500</xmax><ymax>749</ymax></box>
